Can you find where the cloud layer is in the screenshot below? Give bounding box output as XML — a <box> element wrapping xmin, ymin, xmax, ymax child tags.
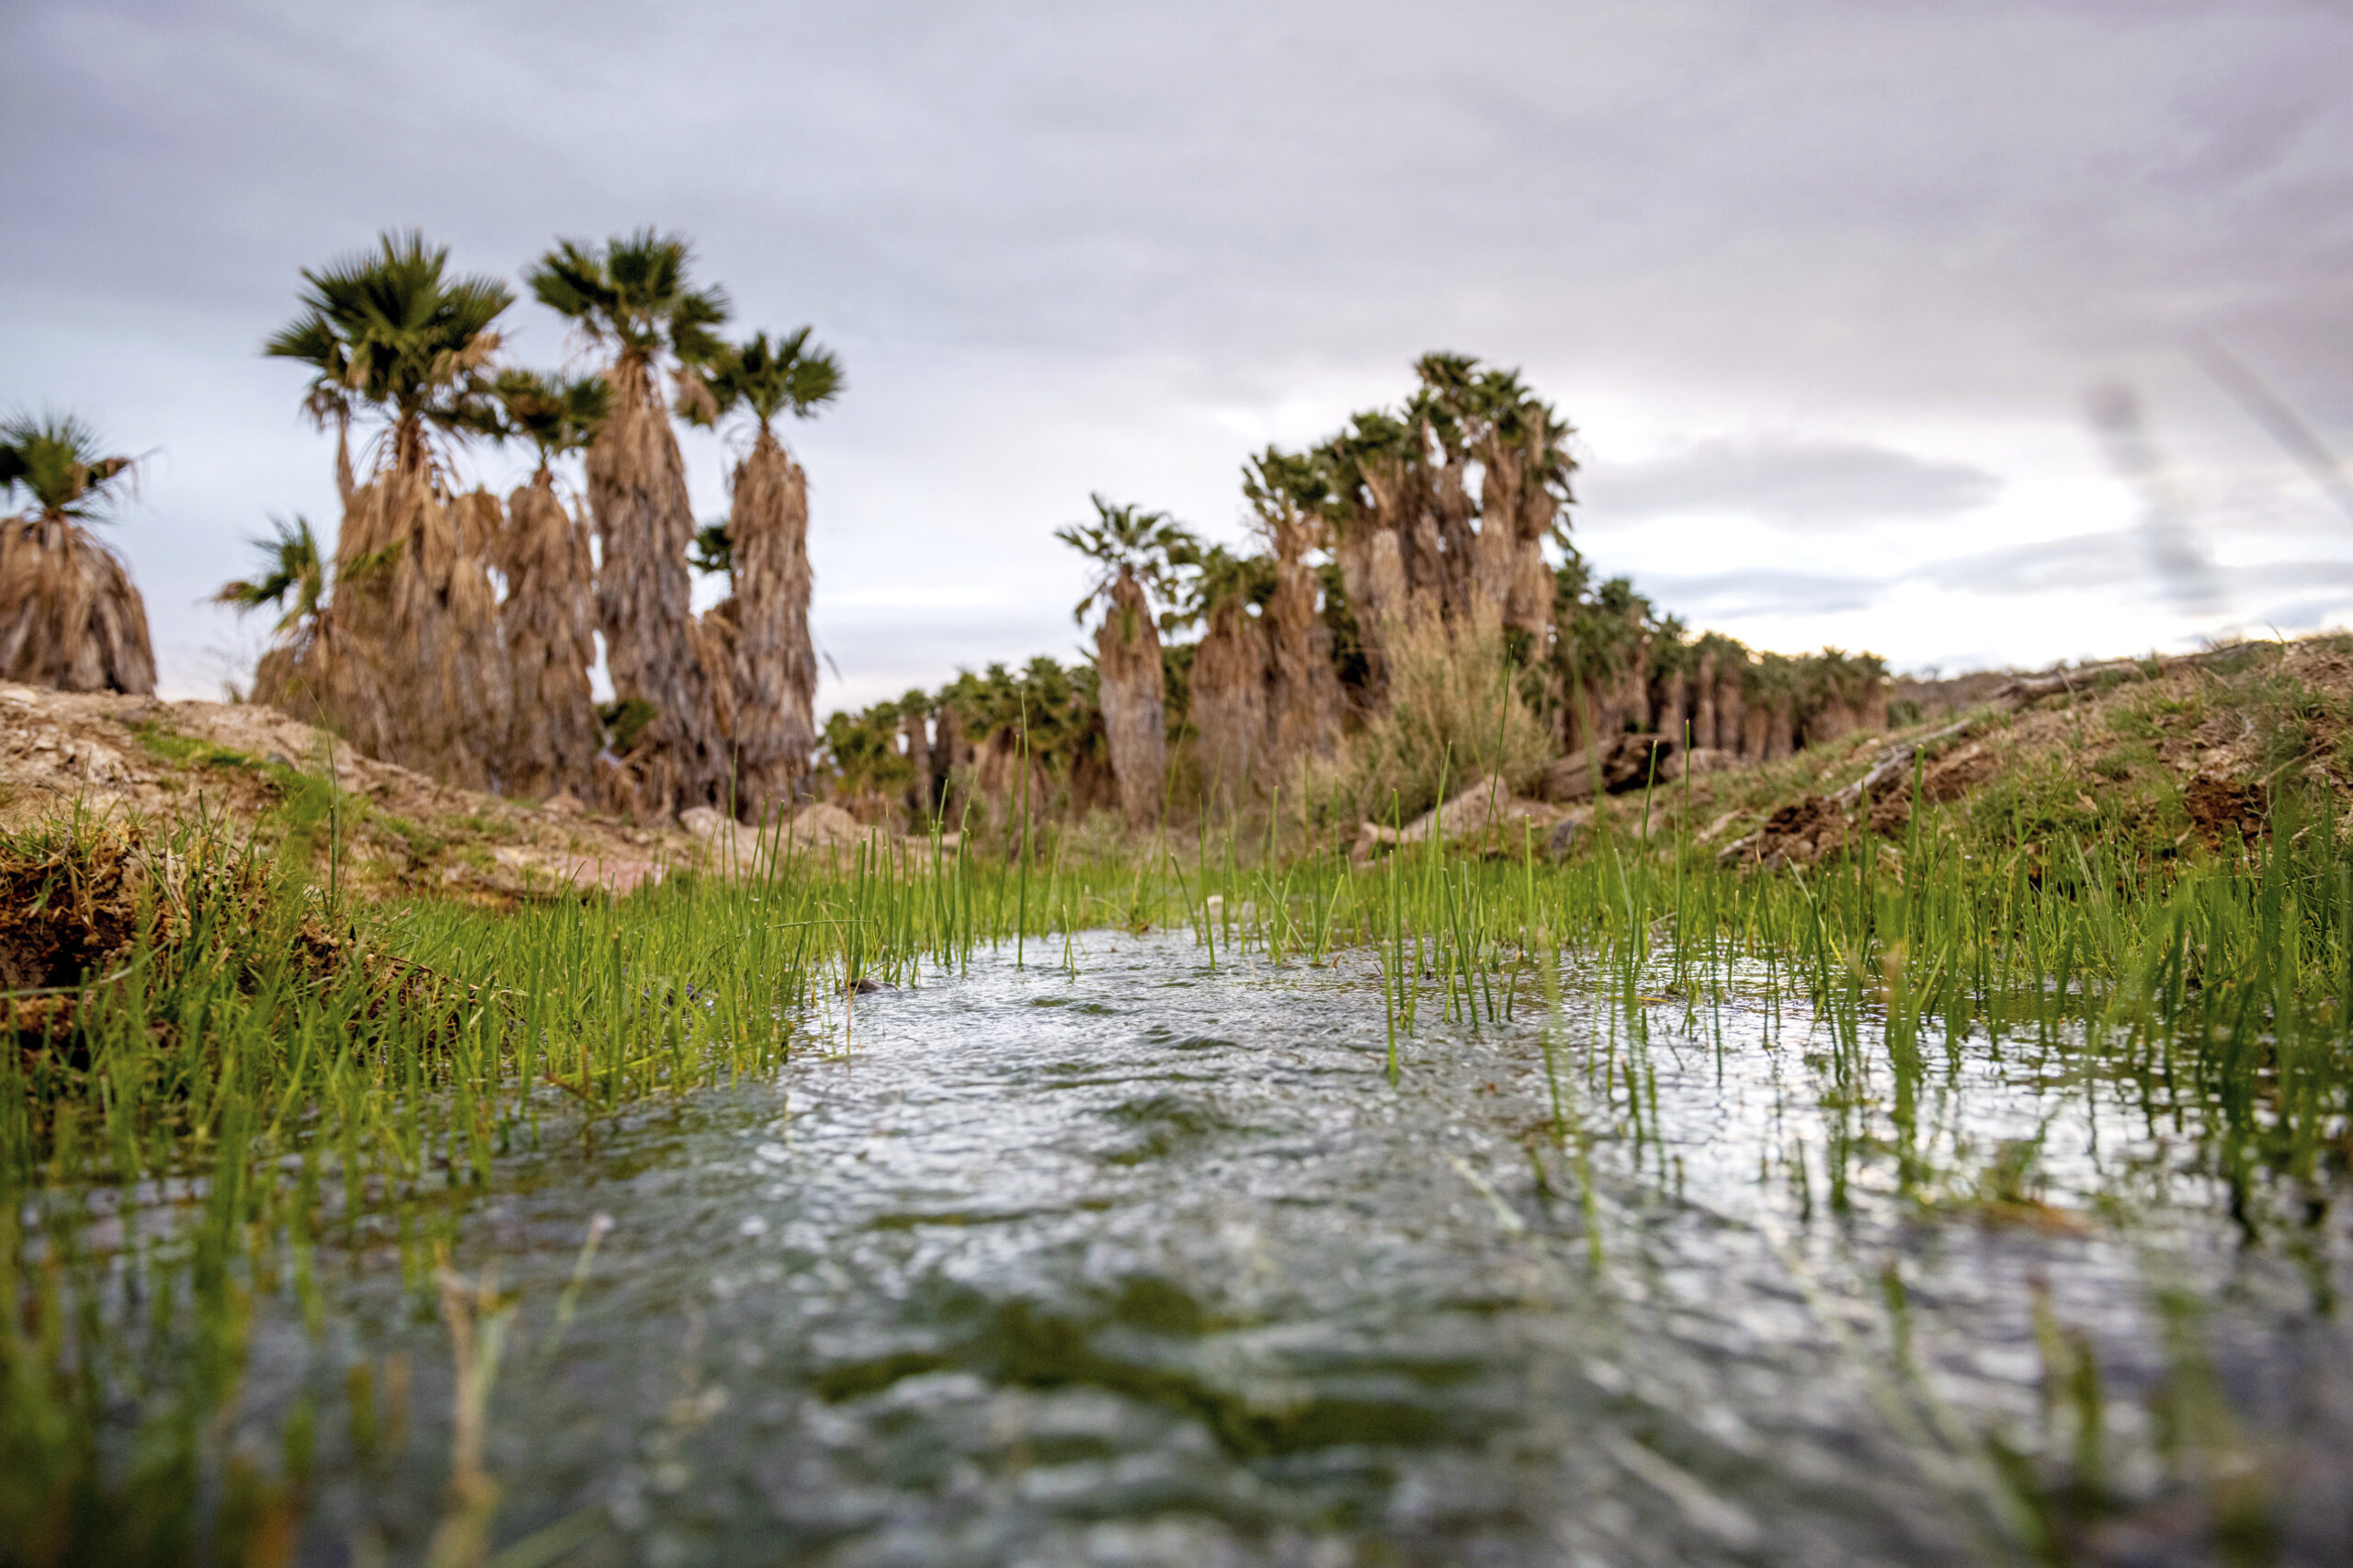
<box><xmin>4</xmin><ymin>0</ymin><xmax>2349</xmax><ymax>707</ymax></box>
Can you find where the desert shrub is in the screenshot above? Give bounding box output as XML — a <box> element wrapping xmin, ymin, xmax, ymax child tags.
<box><xmin>1318</xmin><ymin>608</ymin><xmax>1552</xmax><ymax>823</ymax></box>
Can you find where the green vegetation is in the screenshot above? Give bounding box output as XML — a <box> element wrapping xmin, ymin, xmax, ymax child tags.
<box><xmin>7</xmin><ymin>643</ymin><xmax>2353</xmax><ymax>1561</ymax></box>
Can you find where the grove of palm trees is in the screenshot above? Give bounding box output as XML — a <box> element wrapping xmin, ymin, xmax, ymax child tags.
<box><xmin>7</xmin><ymin>226</ymin><xmax>1904</xmax><ymax>852</ymax></box>
<box><xmin>17</xmin><ymin>228</ymin><xmax>2353</xmax><ymax>1568</ymax></box>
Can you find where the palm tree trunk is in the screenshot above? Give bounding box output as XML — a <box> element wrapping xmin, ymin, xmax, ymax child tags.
<box><xmin>722</xmin><ymin>426</ymin><xmax>816</xmax><ymax>819</ymax></box>
<box><xmin>1264</xmin><ymin>549</ymin><xmax>1343</xmax><ymax>769</ymax></box>
<box><xmin>1096</xmin><ymin>570</ymin><xmax>1166</xmax><ymax>826</ymax></box>
<box><xmin>902</xmin><ymin>704</ymin><xmax>934</xmax><ymax>824</ymax></box>
<box><xmin>1190</xmin><ymin>599</ymin><xmax>1269</xmax><ymax>815</ymax></box>
<box><xmin>0</xmin><ymin>514</ymin><xmax>157</xmax><ymax>696</ymax></box>
<box><xmin>494</xmin><ymin>472</ymin><xmax>600</xmax><ymax>800</ymax></box>
<box><xmin>327</xmin><ymin>469</ymin><xmax>507</xmax><ymax>788</ymax></box>
<box><xmin>586</xmin><ymin>354</ymin><xmax>727</xmax><ymax>819</ymax></box>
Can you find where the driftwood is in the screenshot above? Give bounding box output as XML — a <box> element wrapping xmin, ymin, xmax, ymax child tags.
<box><xmin>1352</xmin><ymin>775</ymin><xmax>1566</xmax><ymax>864</ymax></box>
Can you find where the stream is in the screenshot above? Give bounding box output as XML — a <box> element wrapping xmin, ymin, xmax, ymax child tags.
<box><xmin>239</xmin><ymin>931</ymin><xmax>2352</xmax><ymax>1565</ymax></box>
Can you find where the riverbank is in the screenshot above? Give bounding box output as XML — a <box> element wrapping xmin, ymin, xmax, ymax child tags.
<box><xmin>6</xmin><ymin>637</ymin><xmax>2353</xmax><ymax>1563</ymax></box>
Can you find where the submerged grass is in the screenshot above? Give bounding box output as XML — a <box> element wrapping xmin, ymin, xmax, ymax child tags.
<box><xmin>6</xmin><ymin>710</ymin><xmax>2353</xmax><ymax>1559</ymax></box>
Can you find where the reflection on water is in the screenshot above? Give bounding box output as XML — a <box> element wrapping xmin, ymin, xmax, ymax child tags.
<box><xmin>253</xmin><ymin>933</ymin><xmax>2350</xmax><ymax>1565</ymax></box>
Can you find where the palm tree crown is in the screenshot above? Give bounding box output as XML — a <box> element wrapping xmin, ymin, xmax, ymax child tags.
<box><xmin>213</xmin><ymin>515</ymin><xmax>325</xmax><ymax>634</ymax></box>
<box><xmin>1053</xmin><ymin>494</ymin><xmax>1197</xmax><ymax>623</ymax></box>
<box><xmin>526</xmin><ymin>229</ymin><xmax>730</xmax><ymax>371</ymax></box>
<box><xmin>265</xmin><ymin>230</ymin><xmax>513</xmax><ymax>478</ymax></box>
<box><xmin>492</xmin><ymin>369</ymin><xmax>610</xmax><ymax>471</ymax></box>
<box><xmin>1169</xmin><ymin>542</ymin><xmax>1275</xmax><ymax>632</ymax></box>
<box><xmin>704</xmin><ymin>328</ymin><xmax>844</xmax><ymax>435</ymax></box>
<box><xmin>0</xmin><ymin>413</ymin><xmax>137</xmax><ymax>523</ymax></box>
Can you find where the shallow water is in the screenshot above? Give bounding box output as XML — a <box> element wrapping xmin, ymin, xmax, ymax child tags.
<box><xmin>232</xmin><ymin>931</ymin><xmax>2351</xmax><ymax>1564</ymax></box>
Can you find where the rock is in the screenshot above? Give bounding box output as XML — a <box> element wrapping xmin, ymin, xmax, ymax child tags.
<box><xmin>679</xmin><ymin>805</ymin><xmax>729</xmax><ymax>841</ymax></box>
<box><xmin>1352</xmin><ymin>776</ymin><xmax>1563</xmax><ymax>863</ymax></box>
<box><xmin>787</xmin><ymin>801</ymin><xmax>864</xmax><ymax>847</ymax></box>
<box><xmin>1659</xmin><ymin>746</ymin><xmax>1735</xmax><ymax>782</ymax></box>
<box><xmin>1545</xmin><ymin>810</ymin><xmax>1592</xmax><ymax>861</ymax></box>
<box><xmin>1540</xmin><ymin>734</ymin><xmax>1676</xmax><ymax>801</ymax></box>
<box><xmin>540</xmin><ymin>790</ymin><xmax>585</xmax><ymax>815</ymax></box>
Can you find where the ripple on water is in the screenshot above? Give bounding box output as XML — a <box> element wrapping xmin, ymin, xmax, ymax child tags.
<box><xmin>249</xmin><ymin>931</ymin><xmax>2353</xmax><ymax>1566</ymax></box>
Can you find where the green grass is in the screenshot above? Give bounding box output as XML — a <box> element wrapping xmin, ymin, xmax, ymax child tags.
<box><xmin>6</xmin><ymin>735</ymin><xmax>2353</xmax><ymax>1560</ymax></box>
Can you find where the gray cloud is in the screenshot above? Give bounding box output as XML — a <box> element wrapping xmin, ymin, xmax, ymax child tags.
<box><xmin>1584</xmin><ymin>440</ymin><xmax>2003</xmax><ymax>528</ymax></box>
<box><xmin>3</xmin><ymin>0</ymin><xmax>2349</xmax><ymax>703</ymax></box>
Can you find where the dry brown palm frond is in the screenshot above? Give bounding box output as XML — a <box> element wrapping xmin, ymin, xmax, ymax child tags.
<box><xmin>721</xmin><ymin>427</ymin><xmax>814</xmax><ymax>818</ymax></box>
<box><xmin>326</xmin><ymin>472</ymin><xmax>509</xmax><ymax>788</ymax></box>
<box><xmin>1190</xmin><ymin>598</ymin><xmax>1269</xmax><ymax>818</ymax></box>
<box><xmin>585</xmin><ymin>356</ymin><xmax>726</xmax><ymax>818</ymax></box>
<box><xmin>1096</xmin><ymin>571</ymin><xmax>1166</xmax><ymax>826</ymax></box>
<box><xmin>494</xmin><ymin>472</ymin><xmax>601</xmax><ymax>799</ymax></box>
<box><xmin>0</xmin><ymin>514</ymin><xmax>156</xmax><ymax>696</ymax></box>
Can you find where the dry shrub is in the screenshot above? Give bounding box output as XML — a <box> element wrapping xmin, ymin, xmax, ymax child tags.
<box><xmin>1319</xmin><ymin>608</ymin><xmax>1552</xmax><ymax>823</ymax></box>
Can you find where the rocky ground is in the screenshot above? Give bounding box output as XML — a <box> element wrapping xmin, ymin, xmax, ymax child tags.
<box><xmin>6</xmin><ymin>635</ymin><xmax>2338</xmax><ymax>903</ymax></box>
<box><xmin>1353</xmin><ymin>637</ymin><xmax>2351</xmax><ymax>870</ymax></box>
<box><xmin>0</xmin><ymin>682</ymin><xmax>694</xmax><ymax>902</ymax></box>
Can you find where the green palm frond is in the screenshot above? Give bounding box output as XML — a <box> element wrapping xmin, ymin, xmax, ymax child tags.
<box><xmin>492</xmin><ymin>369</ymin><xmax>611</xmax><ymax>465</ymax></box>
<box><xmin>704</xmin><ymin>327</ymin><xmax>845</xmax><ymax>432</ymax></box>
<box><xmin>265</xmin><ymin>230</ymin><xmax>512</xmax><ymax>474</ymax></box>
<box><xmin>526</xmin><ymin>228</ymin><xmax>731</xmax><ymax>368</ymax></box>
<box><xmin>1168</xmin><ymin>543</ymin><xmax>1276</xmax><ymax>631</ymax></box>
<box><xmin>0</xmin><ymin>411</ymin><xmax>139</xmax><ymax>522</ymax></box>
<box><xmin>212</xmin><ymin>514</ymin><xmax>325</xmax><ymax>635</ymax></box>
<box><xmin>688</xmin><ymin>520</ymin><xmax>733</xmax><ymax>579</ymax></box>
<box><xmin>1053</xmin><ymin>494</ymin><xmax>1197</xmax><ymax>622</ymax></box>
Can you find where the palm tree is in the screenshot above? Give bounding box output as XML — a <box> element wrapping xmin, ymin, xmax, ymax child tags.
<box><xmin>527</xmin><ymin>229</ymin><xmax>731</xmax><ymax>818</ymax></box>
<box><xmin>265</xmin><ymin>230</ymin><xmax>513</xmax><ymax>786</ymax></box>
<box><xmin>1313</xmin><ymin>412</ymin><xmax>1415</xmax><ymax>697</ymax></box>
<box><xmin>1172</xmin><ymin>542</ymin><xmax>1275</xmax><ymax>814</ymax></box>
<box><xmin>1055</xmin><ymin>495</ymin><xmax>1191</xmax><ymax>825</ymax></box>
<box><xmin>702</xmin><ymin>326</ymin><xmax>844</xmax><ymax>819</ymax></box>
<box><xmin>1243</xmin><ymin>447</ymin><xmax>1344</xmax><ymax>768</ymax></box>
<box><xmin>490</xmin><ymin>369</ymin><xmax>609</xmax><ymax>800</ymax></box>
<box><xmin>0</xmin><ymin>412</ymin><xmax>155</xmax><ymax>695</ymax></box>
<box><xmin>213</xmin><ymin>513</ymin><xmax>386</xmax><ymax>725</ymax></box>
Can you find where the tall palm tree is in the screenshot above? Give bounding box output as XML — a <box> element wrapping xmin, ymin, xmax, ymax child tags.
<box><xmin>491</xmin><ymin>369</ymin><xmax>609</xmax><ymax>800</ymax></box>
<box><xmin>1313</xmin><ymin>412</ymin><xmax>1415</xmax><ymax>698</ymax></box>
<box><xmin>265</xmin><ymin>230</ymin><xmax>513</xmax><ymax>786</ymax></box>
<box><xmin>1243</xmin><ymin>447</ymin><xmax>1344</xmax><ymax>767</ymax></box>
<box><xmin>702</xmin><ymin>326</ymin><xmax>844</xmax><ymax>819</ymax></box>
<box><xmin>1172</xmin><ymin>542</ymin><xmax>1275</xmax><ymax>815</ymax></box>
<box><xmin>1055</xmin><ymin>495</ymin><xmax>1191</xmax><ymax>825</ymax></box>
<box><xmin>0</xmin><ymin>413</ymin><xmax>155</xmax><ymax>695</ymax></box>
<box><xmin>527</xmin><ymin>229</ymin><xmax>731</xmax><ymax>818</ymax></box>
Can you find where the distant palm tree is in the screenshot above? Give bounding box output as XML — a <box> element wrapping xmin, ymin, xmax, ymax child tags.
<box><xmin>0</xmin><ymin>412</ymin><xmax>155</xmax><ymax>695</ymax></box>
<box><xmin>1173</xmin><ymin>542</ymin><xmax>1276</xmax><ymax>814</ymax></box>
<box><xmin>490</xmin><ymin>369</ymin><xmax>609</xmax><ymax>799</ymax></box>
<box><xmin>528</xmin><ymin>229</ymin><xmax>731</xmax><ymax>817</ymax></box>
<box><xmin>214</xmin><ymin>513</ymin><xmax>383</xmax><ymax>723</ymax></box>
<box><xmin>703</xmin><ymin>326</ymin><xmax>844</xmax><ymax>818</ymax></box>
<box><xmin>1056</xmin><ymin>495</ymin><xmax>1192</xmax><ymax>825</ymax></box>
<box><xmin>1243</xmin><ymin>446</ymin><xmax>1343</xmax><ymax>767</ymax></box>
<box><xmin>265</xmin><ymin>231</ymin><xmax>513</xmax><ymax>784</ymax></box>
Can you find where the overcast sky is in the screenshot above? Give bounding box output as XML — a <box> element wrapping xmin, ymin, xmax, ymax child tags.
<box><xmin>6</xmin><ymin>0</ymin><xmax>2349</xmax><ymax>710</ymax></box>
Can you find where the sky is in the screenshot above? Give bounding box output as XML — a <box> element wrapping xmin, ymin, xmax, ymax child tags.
<box><xmin>5</xmin><ymin>0</ymin><xmax>2350</xmax><ymax>710</ymax></box>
